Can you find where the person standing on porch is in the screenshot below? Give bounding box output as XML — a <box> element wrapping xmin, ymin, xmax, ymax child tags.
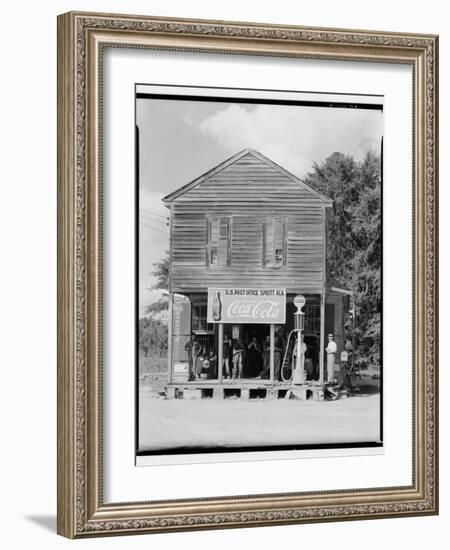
<box><xmin>207</xmin><ymin>349</ymin><xmax>217</xmax><ymax>380</ymax></box>
<box><xmin>274</xmin><ymin>330</ymin><xmax>284</xmax><ymax>381</ymax></box>
<box><xmin>232</xmin><ymin>339</ymin><xmax>244</xmax><ymax>379</ymax></box>
<box><xmin>223</xmin><ymin>333</ymin><xmax>232</xmax><ymax>378</ymax></box>
<box><xmin>326</xmin><ymin>334</ymin><xmax>337</xmax><ymax>383</ymax></box>
<box><xmin>195</xmin><ymin>346</ymin><xmax>207</xmax><ymax>377</ymax></box>
<box><xmin>247</xmin><ymin>336</ymin><xmax>263</xmax><ymax>378</ymax></box>
<box><xmin>185</xmin><ymin>334</ymin><xmax>200</xmax><ymax>381</ymax></box>
<box><xmin>261</xmin><ymin>335</ymin><xmax>271</xmax><ymax>379</ymax></box>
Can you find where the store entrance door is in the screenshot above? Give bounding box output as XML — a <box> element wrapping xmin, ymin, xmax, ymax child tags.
<box><xmin>242</xmin><ymin>324</ymin><xmax>270</xmax><ymax>378</ymax></box>
<box><xmin>221</xmin><ymin>323</ymin><xmax>271</xmax><ymax>379</ymax></box>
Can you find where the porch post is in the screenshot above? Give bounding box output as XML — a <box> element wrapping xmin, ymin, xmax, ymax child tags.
<box><xmin>269</xmin><ymin>323</ymin><xmax>275</xmax><ymax>382</ymax></box>
<box><xmin>167</xmin><ymin>292</ymin><xmax>174</xmax><ymax>384</ymax></box>
<box><xmin>319</xmin><ymin>292</ymin><xmax>325</xmax><ymax>384</ymax></box>
<box><xmin>218</xmin><ymin>323</ymin><xmax>224</xmax><ymax>383</ymax></box>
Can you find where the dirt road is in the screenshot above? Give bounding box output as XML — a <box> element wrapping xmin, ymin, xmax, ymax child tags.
<box><xmin>138</xmin><ymin>389</ymin><xmax>381</xmax><ymax>451</ymax></box>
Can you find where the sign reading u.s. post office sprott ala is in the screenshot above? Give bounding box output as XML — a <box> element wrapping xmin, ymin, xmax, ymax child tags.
<box><xmin>207</xmin><ymin>288</ymin><xmax>286</xmax><ymax>324</ymax></box>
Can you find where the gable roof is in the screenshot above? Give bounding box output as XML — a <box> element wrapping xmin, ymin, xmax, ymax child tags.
<box><xmin>162</xmin><ymin>148</ymin><xmax>333</xmax><ymax>206</ymax></box>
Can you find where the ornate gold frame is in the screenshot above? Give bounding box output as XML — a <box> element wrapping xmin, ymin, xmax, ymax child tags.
<box><xmin>57</xmin><ymin>11</ymin><xmax>439</xmax><ymax>538</ymax></box>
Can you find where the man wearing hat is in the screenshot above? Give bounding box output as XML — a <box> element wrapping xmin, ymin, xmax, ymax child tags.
<box><xmin>325</xmin><ymin>334</ymin><xmax>337</xmax><ymax>383</ymax></box>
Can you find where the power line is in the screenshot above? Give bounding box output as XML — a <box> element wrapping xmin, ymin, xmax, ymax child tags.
<box><xmin>140</xmin><ymin>222</ymin><xmax>167</xmax><ymax>233</ymax></box>
<box><xmin>140</xmin><ymin>208</ymin><xmax>167</xmax><ymax>220</ymax></box>
<box><xmin>141</xmin><ymin>211</ymin><xmax>166</xmax><ymax>222</ymax></box>
<box><xmin>140</xmin><ymin>212</ymin><xmax>169</xmax><ymax>226</ymax></box>
<box><xmin>140</xmin><ymin>222</ymin><xmax>168</xmax><ymax>235</ymax></box>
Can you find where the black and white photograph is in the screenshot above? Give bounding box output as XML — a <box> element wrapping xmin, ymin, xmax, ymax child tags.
<box><xmin>136</xmin><ymin>84</ymin><xmax>383</xmax><ymax>460</ymax></box>
<box><xmin>1</xmin><ymin>0</ymin><xmax>441</xmax><ymax>544</ymax></box>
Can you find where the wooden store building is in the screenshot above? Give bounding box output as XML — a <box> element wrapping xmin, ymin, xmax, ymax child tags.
<box><xmin>162</xmin><ymin>149</ymin><xmax>353</xmax><ymax>399</ymax></box>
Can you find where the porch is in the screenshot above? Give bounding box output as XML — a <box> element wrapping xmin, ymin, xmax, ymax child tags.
<box><xmin>166</xmin><ymin>379</ymin><xmax>327</xmax><ymax>401</ymax></box>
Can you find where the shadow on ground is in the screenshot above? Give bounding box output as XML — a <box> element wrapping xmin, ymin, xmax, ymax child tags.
<box><xmin>25</xmin><ymin>515</ymin><xmax>56</xmax><ymax>533</ymax></box>
<box><xmin>351</xmin><ymin>384</ymin><xmax>380</xmax><ymax>397</ymax></box>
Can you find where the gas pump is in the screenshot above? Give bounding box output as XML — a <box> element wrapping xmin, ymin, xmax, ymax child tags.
<box><xmin>280</xmin><ymin>295</ymin><xmax>307</xmax><ymax>384</ymax></box>
<box><xmin>292</xmin><ymin>295</ymin><xmax>306</xmax><ymax>385</ymax></box>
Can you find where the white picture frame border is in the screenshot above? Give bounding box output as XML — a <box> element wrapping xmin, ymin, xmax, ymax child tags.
<box><xmin>103</xmin><ymin>48</ymin><xmax>410</xmax><ymax>503</ymax></box>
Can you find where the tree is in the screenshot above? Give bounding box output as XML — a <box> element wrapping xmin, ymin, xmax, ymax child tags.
<box><xmin>140</xmin><ymin>251</ymin><xmax>170</xmax><ymax>357</ymax></box>
<box><xmin>144</xmin><ymin>251</ymin><xmax>169</xmax><ymax>316</ymax></box>
<box><xmin>303</xmin><ymin>151</ymin><xmax>382</xmax><ymax>369</ymax></box>
<box><xmin>151</xmin><ymin>254</ymin><xmax>169</xmax><ymax>290</ymax></box>
<box><xmin>351</xmin><ymin>153</ymin><xmax>382</xmax><ymax>369</ymax></box>
<box><xmin>139</xmin><ymin>316</ymin><xmax>168</xmax><ymax>357</ymax></box>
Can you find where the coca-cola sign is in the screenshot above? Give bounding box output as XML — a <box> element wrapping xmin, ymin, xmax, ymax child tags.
<box><xmin>207</xmin><ymin>288</ymin><xmax>286</xmax><ymax>324</ymax></box>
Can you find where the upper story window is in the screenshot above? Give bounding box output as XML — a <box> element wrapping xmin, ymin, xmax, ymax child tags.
<box><xmin>207</xmin><ymin>216</ymin><xmax>231</xmax><ymax>266</ymax></box>
<box><xmin>263</xmin><ymin>217</ymin><xmax>286</xmax><ymax>268</ymax></box>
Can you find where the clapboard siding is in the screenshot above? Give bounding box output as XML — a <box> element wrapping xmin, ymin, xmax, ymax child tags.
<box><xmin>175</xmin><ymin>156</ymin><xmax>325</xmax><ymax>203</ymax></box>
<box><xmin>165</xmin><ymin>150</ymin><xmax>329</xmax><ymax>293</ymax></box>
<box><xmin>169</xmin><ymin>208</ymin><xmax>325</xmax><ymax>290</ymax></box>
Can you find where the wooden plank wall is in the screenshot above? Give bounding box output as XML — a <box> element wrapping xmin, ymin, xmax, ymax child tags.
<box><xmin>169</xmin><ymin>154</ymin><xmax>326</xmax><ymax>293</ymax></box>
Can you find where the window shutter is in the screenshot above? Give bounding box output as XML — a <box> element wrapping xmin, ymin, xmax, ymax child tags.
<box><xmin>208</xmin><ymin>216</ymin><xmax>230</xmax><ymax>266</ymax></box>
<box><xmin>273</xmin><ymin>218</ymin><xmax>284</xmax><ymax>266</ymax></box>
<box><xmin>218</xmin><ymin>217</ymin><xmax>230</xmax><ymax>266</ymax></box>
<box><xmin>209</xmin><ymin>217</ymin><xmax>219</xmax><ymax>265</ymax></box>
<box><xmin>263</xmin><ymin>219</ymin><xmax>274</xmax><ymax>266</ymax></box>
<box><xmin>263</xmin><ymin>217</ymin><xmax>285</xmax><ymax>267</ymax></box>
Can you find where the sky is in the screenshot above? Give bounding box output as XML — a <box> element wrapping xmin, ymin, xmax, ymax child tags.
<box><xmin>137</xmin><ymin>95</ymin><xmax>383</xmax><ymax>315</ymax></box>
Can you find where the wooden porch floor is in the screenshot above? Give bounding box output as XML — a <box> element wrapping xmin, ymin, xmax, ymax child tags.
<box><xmin>168</xmin><ymin>379</ymin><xmax>322</xmax><ymax>387</ymax></box>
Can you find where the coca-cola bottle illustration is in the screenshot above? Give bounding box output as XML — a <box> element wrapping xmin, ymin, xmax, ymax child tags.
<box><xmin>211</xmin><ymin>291</ymin><xmax>222</xmax><ymax>321</ymax></box>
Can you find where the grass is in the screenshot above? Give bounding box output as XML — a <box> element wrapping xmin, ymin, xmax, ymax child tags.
<box><xmin>139</xmin><ymin>351</ymin><xmax>168</xmax><ymax>375</ymax></box>
<box><xmin>139</xmin><ymin>352</ymin><xmax>168</xmax><ymax>392</ymax></box>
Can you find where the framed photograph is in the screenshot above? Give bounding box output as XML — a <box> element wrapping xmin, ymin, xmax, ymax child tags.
<box><xmin>57</xmin><ymin>11</ymin><xmax>439</xmax><ymax>538</ymax></box>
<box><xmin>135</xmin><ymin>85</ymin><xmax>384</xmax><ymax>463</ymax></box>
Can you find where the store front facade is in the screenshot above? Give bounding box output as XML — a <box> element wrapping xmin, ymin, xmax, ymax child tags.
<box><xmin>162</xmin><ymin>148</ymin><xmax>352</xmax><ymax>395</ymax></box>
<box><xmin>168</xmin><ymin>289</ymin><xmax>348</xmax><ymax>386</ymax></box>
